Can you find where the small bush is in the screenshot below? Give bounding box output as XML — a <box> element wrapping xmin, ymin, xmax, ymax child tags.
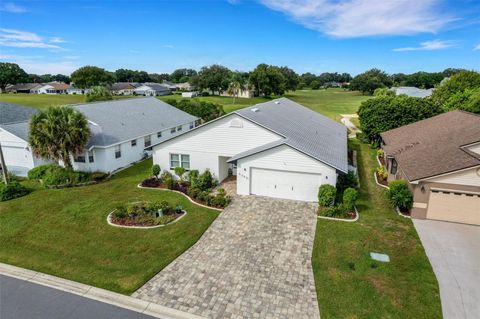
<box><xmin>318</xmin><ymin>184</ymin><xmax>336</xmax><ymax>207</ymax></box>
<box><xmin>376</xmin><ymin>149</ymin><xmax>384</xmax><ymax>158</ymax></box>
<box><xmin>114</xmin><ymin>204</ymin><xmax>128</xmax><ymax>218</ymax></box>
<box><xmin>28</xmin><ymin>164</ymin><xmax>53</xmax><ymax>180</ymax></box>
<box><xmin>0</xmin><ymin>181</ymin><xmax>30</xmax><ymax>201</ymax></box>
<box><xmin>343</xmin><ymin>188</ymin><xmax>358</xmax><ymax>211</ymax></box>
<box><xmin>336</xmin><ymin>171</ymin><xmax>358</xmax><ymax>193</ymax></box>
<box><xmin>376</xmin><ymin>166</ymin><xmax>388</xmax><ymax>180</ymax></box>
<box><xmin>321</xmin><ymin>204</ymin><xmax>345</xmax><ymax>217</ymax></box>
<box><xmin>188</xmin><ymin>169</ymin><xmax>199</xmax><ymax>187</ymax></box>
<box><xmin>141</xmin><ymin>177</ymin><xmax>161</xmax><ymax>187</ymax></box>
<box><xmin>197</xmin><ymin>169</ymin><xmax>216</xmax><ymax>191</ymax></box>
<box><xmin>174</xmin><ymin>166</ymin><xmax>186</xmax><ymax>180</ymax></box>
<box><xmin>152</xmin><ymin>164</ymin><xmax>161</xmax><ymax>178</ymax></box>
<box><xmin>386</xmin><ymin>180</ymin><xmax>413</xmax><ymax>211</ymax></box>
<box><xmin>161</xmin><ymin>171</ymin><xmax>174</xmax><ymax>189</ymax></box>
<box><xmin>43</xmin><ymin>166</ymin><xmax>74</xmax><ymax>186</ymax></box>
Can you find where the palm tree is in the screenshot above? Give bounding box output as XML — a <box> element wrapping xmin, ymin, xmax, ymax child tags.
<box><xmin>29</xmin><ymin>106</ymin><xmax>90</xmax><ymax>170</ymax></box>
<box><xmin>227</xmin><ymin>81</ymin><xmax>241</xmax><ymax>104</ymax></box>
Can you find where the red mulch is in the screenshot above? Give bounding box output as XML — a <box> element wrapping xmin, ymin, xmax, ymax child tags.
<box><xmin>375</xmin><ymin>171</ymin><xmax>389</xmax><ymax>187</ymax></box>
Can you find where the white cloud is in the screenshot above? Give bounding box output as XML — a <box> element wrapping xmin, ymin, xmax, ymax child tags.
<box><xmin>49</xmin><ymin>37</ymin><xmax>67</xmax><ymax>43</ymax></box>
<box><xmin>0</xmin><ymin>2</ymin><xmax>26</xmax><ymax>13</ymax></box>
<box><xmin>0</xmin><ymin>28</ymin><xmax>66</xmax><ymax>50</ymax></box>
<box><xmin>64</xmin><ymin>55</ymin><xmax>80</xmax><ymax>60</ymax></box>
<box><xmin>393</xmin><ymin>39</ymin><xmax>455</xmax><ymax>51</ymax></box>
<box><xmin>259</xmin><ymin>0</ymin><xmax>452</xmax><ymax>38</ymax></box>
<box><xmin>474</xmin><ymin>44</ymin><xmax>480</xmax><ymax>51</ymax></box>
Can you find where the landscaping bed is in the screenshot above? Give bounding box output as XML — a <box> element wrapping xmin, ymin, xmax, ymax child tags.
<box><xmin>109</xmin><ymin>201</ymin><xmax>185</xmax><ymax>227</ymax></box>
<box><xmin>28</xmin><ymin>164</ymin><xmax>109</xmax><ymax>188</ymax></box>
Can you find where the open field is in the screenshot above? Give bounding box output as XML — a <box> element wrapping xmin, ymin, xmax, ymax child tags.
<box><xmin>0</xmin><ymin>93</ymin><xmax>135</xmax><ymax>110</ymax></box>
<box><xmin>0</xmin><ymin>159</ymin><xmax>219</xmax><ymax>294</ymax></box>
<box><xmin>312</xmin><ymin>139</ymin><xmax>441</xmax><ymax>318</ymax></box>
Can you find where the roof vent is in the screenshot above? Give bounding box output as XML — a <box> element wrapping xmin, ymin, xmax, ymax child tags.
<box><xmin>251</xmin><ymin>108</ymin><xmax>260</xmax><ymax>112</ymax></box>
<box><xmin>274</xmin><ymin>101</ymin><xmax>280</xmax><ymax>104</ymax></box>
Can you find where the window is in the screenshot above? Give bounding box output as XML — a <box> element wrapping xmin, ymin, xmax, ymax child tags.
<box><xmin>115</xmin><ymin>145</ymin><xmax>121</xmax><ymax>158</ymax></box>
<box><xmin>170</xmin><ymin>153</ymin><xmax>190</xmax><ymax>169</ymax></box>
<box><xmin>131</xmin><ymin>139</ymin><xmax>137</xmax><ymax>147</ymax></box>
<box><xmin>177</xmin><ymin>125</ymin><xmax>182</xmax><ymax>132</ymax></box>
<box><xmin>88</xmin><ymin>150</ymin><xmax>94</xmax><ymax>163</ymax></box>
<box><xmin>144</xmin><ymin>135</ymin><xmax>151</xmax><ymax>147</ymax></box>
<box><xmin>390</xmin><ymin>159</ymin><xmax>397</xmax><ymax>174</ymax></box>
<box><xmin>74</xmin><ymin>153</ymin><xmax>86</xmax><ymax>163</ymax></box>
<box><xmin>170</xmin><ymin>127</ymin><xmax>176</xmax><ymax>134</ymax></box>
<box><xmin>157</xmin><ymin>131</ymin><xmax>162</xmax><ymax>138</ymax></box>
<box><xmin>189</xmin><ymin>122</ymin><xmax>194</xmax><ymax>129</ymax></box>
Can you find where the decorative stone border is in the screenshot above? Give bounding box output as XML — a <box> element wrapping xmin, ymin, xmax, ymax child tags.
<box><xmin>376</xmin><ymin>155</ymin><xmax>383</xmax><ymax>167</ymax></box>
<box><xmin>317</xmin><ymin>206</ymin><xmax>359</xmax><ymax>223</ymax></box>
<box><xmin>395</xmin><ymin>207</ymin><xmax>412</xmax><ymax>219</ymax></box>
<box><xmin>137</xmin><ymin>184</ymin><xmax>224</xmax><ymax>212</ymax></box>
<box><xmin>374</xmin><ymin>172</ymin><xmax>390</xmax><ymax>189</ymax></box>
<box><xmin>107</xmin><ymin>209</ymin><xmax>187</xmax><ymax>229</ymax></box>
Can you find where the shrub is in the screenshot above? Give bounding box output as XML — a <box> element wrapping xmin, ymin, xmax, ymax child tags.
<box><xmin>0</xmin><ymin>181</ymin><xmax>30</xmax><ymax>201</ymax></box>
<box><xmin>91</xmin><ymin>172</ymin><xmax>109</xmax><ymax>182</ymax></box>
<box><xmin>343</xmin><ymin>188</ymin><xmax>358</xmax><ymax>211</ymax></box>
<box><xmin>114</xmin><ymin>204</ymin><xmax>128</xmax><ymax>218</ymax></box>
<box><xmin>321</xmin><ymin>205</ymin><xmax>345</xmax><ymax>217</ymax></box>
<box><xmin>141</xmin><ymin>177</ymin><xmax>161</xmax><ymax>187</ymax></box>
<box><xmin>376</xmin><ymin>149</ymin><xmax>384</xmax><ymax>158</ymax></box>
<box><xmin>152</xmin><ymin>164</ymin><xmax>161</xmax><ymax>179</ymax></box>
<box><xmin>386</xmin><ymin>180</ymin><xmax>413</xmax><ymax>211</ymax></box>
<box><xmin>336</xmin><ymin>172</ymin><xmax>358</xmax><ymax>194</ymax></box>
<box><xmin>161</xmin><ymin>171</ymin><xmax>174</xmax><ymax>189</ymax></box>
<box><xmin>188</xmin><ymin>169</ymin><xmax>199</xmax><ymax>187</ymax></box>
<box><xmin>376</xmin><ymin>166</ymin><xmax>388</xmax><ymax>180</ymax></box>
<box><xmin>174</xmin><ymin>166</ymin><xmax>186</xmax><ymax>180</ymax></box>
<box><xmin>318</xmin><ymin>184</ymin><xmax>336</xmax><ymax>207</ymax></box>
<box><xmin>197</xmin><ymin>169</ymin><xmax>216</xmax><ymax>191</ymax></box>
<box><xmin>43</xmin><ymin>166</ymin><xmax>74</xmax><ymax>186</ymax></box>
<box><xmin>187</xmin><ymin>186</ymin><xmax>201</xmax><ymax>199</ymax></box>
<box><xmin>28</xmin><ymin>164</ymin><xmax>53</xmax><ymax>180</ymax></box>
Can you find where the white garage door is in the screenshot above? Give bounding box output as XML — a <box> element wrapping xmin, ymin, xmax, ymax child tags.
<box><xmin>3</xmin><ymin>145</ymin><xmax>32</xmax><ymax>177</ymax></box>
<box><xmin>427</xmin><ymin>190</ymin><xmax>480</xmax><ymax>225</ymax></box>
<box><xmin>250</xmin><ymin>167</ymin><xmax>322</xmax><ymax>201</ymax></box>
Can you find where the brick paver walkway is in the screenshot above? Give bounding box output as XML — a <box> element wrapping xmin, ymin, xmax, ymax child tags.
<box><xmin>133</xmin><ymin>196</ymin><xmax>320</xmax><ymax>319</ymax></box>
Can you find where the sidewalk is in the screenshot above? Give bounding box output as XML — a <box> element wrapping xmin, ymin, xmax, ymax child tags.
<box><xmin>0</xmin><ymin>262</ymin><xmax>205</xmax><ymax>319</ymax></box>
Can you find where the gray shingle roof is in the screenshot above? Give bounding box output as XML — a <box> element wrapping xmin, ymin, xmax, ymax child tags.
<box><xmin>70</xmin><ymin>97</ymin><xmax>198</xmax><ymax>147</ymax></box>
<box><xmin>0</xmin><ymin>121</ymin><xmax>29</xmax><ymax>141</ymax></box>
<box><xmin>138</xmin><ymin>83</ymin><xmax>171</xmax><ymax>92</ymax></box>
<box><xmin>230</xmin><ymin>98</ymin><xmax>348</xmax><ymax>172</ymax></box>
<box><xmin>0</xmin><ymin>103</ymin><xmax>38</xmax><ymax>124</ymax></box>
<box><xmin>393</xmin><ymin>87</ymin><xmax>433</xmax><ymax>98</ymax></box>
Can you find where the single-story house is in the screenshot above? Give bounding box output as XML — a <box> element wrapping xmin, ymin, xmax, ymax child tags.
<box><xmin>134</xmin><ymin>83</ymin><xmax>171</xmax><ymax>96</ymax></box>
<box><xmin>0</xmin><ymin>98</ymin><xmax>198</xmax><ymax>176</ymax></box>
<box><xmin>7</xmin><ymin>83</ymin><xmax>43</xmax><ymax>94</ymax></box>
<box><xmin>381</xmin><ymin>110</ymin><xmax>480</xmax><ymax>225</ymax></box>
<box><xmin>109</xmin><ymin>82</ymin><xmax>139</xmax><ymax>95</ymax></box>
<box><xmin>174</xmin><ymin>82</ymin><xmax>193</xmax><ymax>91</ymax></box>
<box><xmin>67</xmin><ymin>86</ymin><xmax>91</xmax><ymax>95</ymax></box>
<box><xmin>220</xmin><ymin>88</ymin><xmax>255</xmax><ymax>99</ymax></box>
<box><xmin>392</xmin><ymin>86</ymin><xmax>433</xmax><ymax>98</ymax></box>
<box><xmin>150</xmin><ymin>98</ymin><xmax>348</xmax><ymax>202</ymax></box>
<box><xmin>37</xmin><ymin>82</ymin><xmax>70</xmax><ymax>94</ymax></box>
<box><xmin>181</xmin><ymin>91</ymin><xmax>198</xmax><ymax>98</ymax></box>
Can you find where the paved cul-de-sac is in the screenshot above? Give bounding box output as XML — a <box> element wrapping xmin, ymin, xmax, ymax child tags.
<box><xmin>133</xmin><ymin>196</ymin><xmax>320</xmax><ymax>319</ymax></box>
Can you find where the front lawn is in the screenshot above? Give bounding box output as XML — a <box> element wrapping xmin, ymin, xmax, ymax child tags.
<box><xmin>0</xmin><ymin>159</ymin><xmax>219</xmax><ymax>294</ymax></box>
<box><xmin>312</xmin><ymin>139</ymin><xmax>441</xmax><ymax>318</ymax></box>
<box><xmin>0</xmin><ymin>93</ymin><xmax>136</xmax><ymax>110</ymax></box>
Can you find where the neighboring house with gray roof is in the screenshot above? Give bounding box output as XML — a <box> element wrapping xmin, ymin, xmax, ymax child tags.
<box><xmin>150</xmin><ymin>98</ymin><xmax>348</xmax><ymax>202</ymax></box>
<box><xmin>0</xmin><ymin>98</ymin><xmax>198</xmax><ymax>176</ymax></box>
<box><xmin>392</xmin><ymin>86</ymin><xmax>433</xmax><ymax>98</ymax></box>
<box><xmin>6</xmin><ymin>83</ymin><xmax>44</xmax><ymax>94</ymax></box>
<box><xmin>134</xmin><ymin>83</ymin><xmax>171</xmax><ymax>96</ymax></box>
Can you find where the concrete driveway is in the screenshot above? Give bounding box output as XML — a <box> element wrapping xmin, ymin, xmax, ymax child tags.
<box><xmin>413</xmin><ymin>219</ymin><xmax>480</xmax><ymax>319</ymax></box>
<box><xmin>133</xmin><ymin>196</ymin><xmax>320</xmax><ymax>319</ymax></box>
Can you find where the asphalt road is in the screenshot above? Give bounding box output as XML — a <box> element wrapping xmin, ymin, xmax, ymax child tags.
<box><xmin>0</xmin><ymin>275</ymin><xmax>158</xmax><ymax>319</ymax></box>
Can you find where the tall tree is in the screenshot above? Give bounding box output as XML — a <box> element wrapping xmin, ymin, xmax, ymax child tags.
<box><xmin>404</xmin><ymin>71</ymin><xmax>444</xmax><ymax>89</ymax></box>
<box><xmin>170</xmin><ymin>68</ymin><xmax>197</xmax><ymax>83</ymax></box>
<box><xmin>249</xmin><ymin>64</ymin><xmax>286</xmax><ymax>97</ymax></box>
<box><xmin>300</xmin><ymin>72</ymin><xmax>317</xmax><ymax>87</ymax></box>
<box><xmin>29</xmin><ymin>106</ymin><xmax>91</xmax><ymax>169</ymax></box>
<box><xmin>0</xmin><ymin>62</ymin><xmax>28</xmax><ymax>92</ymax></box>
<box><xmin>71</xmin><ymin>66</ymin><xmax>115</xmax><ymax>88</ymax></box>
<box><xmin>197</xmin><ymin>64</ymin><xmax>232</xmax><ymax>94</ymax></box>
<box><xmin>350</xmin><ymin>68</ymin><xmax>392</xmax><ymax>95</ymax></box>
<box><xmin>431</xmin><ymin>70</ymin><xmax>480</xmax><ymax>107</ymax></box>
<box><xmin>279</xmin><ymin>67</ymin><xmax>299</xmax><ymax>92</ymax></box>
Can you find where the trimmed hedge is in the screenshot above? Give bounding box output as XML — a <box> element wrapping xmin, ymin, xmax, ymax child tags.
<box><xmin>386</xmin><ymin>180</ymin><xmax>413</xmax><ymax>211</ymax></box>
<box><xmin>27</xmin><ymin>164</ymin><xmax>108</xmax><ymax>187</ymax></box>
<box><xmin>0</xmin><ymin>181</ymin><xmax>30</xmax><ymax>201</ymax></box>
<box><xmin>318</xmin><ymin>184</ymin><xmax>336</xmax><ymax>207</ymax></box>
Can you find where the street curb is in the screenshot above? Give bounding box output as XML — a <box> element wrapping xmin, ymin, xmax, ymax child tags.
<box><xmin>0</xmin><ymin>262</ymin><xmax>205</xmax><ymax>319</ymax></box>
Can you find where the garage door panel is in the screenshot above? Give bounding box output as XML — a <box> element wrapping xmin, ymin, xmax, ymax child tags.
<box><xmin>250</xmin><ymin>167</ymin><xmax>322</xmax><ymax>201</ymax></box>
<box><xmin>427</xmin><ymin>191</ymin><xmax>480</xmax><ymax>225</ymax></box>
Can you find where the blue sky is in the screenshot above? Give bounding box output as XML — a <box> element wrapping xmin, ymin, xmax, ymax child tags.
<box><xmin>0</xmin><ymin>0</ymin><xmax>479</xmax><ymax>75</ymax></box>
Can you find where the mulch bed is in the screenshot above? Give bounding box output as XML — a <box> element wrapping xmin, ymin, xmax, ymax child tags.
<box><xmin>375</xmin><ymin>171</ymin><xmax>389</xmax><ymax>187</ymax></box>
<box><xmin>110</xmin><ymin>212</ymin><xmax>184</xmax><ymax>227</ymax></box>
<box><xmin>378</xmin><ymin>156</ymin><xmax>386</xmax><ymax>166</ymax></box>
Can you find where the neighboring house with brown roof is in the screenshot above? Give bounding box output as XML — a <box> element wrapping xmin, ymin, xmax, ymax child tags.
<box><xmin>37</xmin><ymin>82</ymin><xmax>70</xmax><ymax>94</ymax></box>
<box><xmin>108</xmin><ymin>82</ymin><xmax>140</xmax><ymax>95</ymax></box>
<box><xmin>380</xmin><ymin>110</ymin><xmax>480</xmax><ymax>225</ymax></box>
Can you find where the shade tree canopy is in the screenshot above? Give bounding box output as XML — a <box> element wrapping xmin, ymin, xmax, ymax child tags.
<box><xmin>0</xmin><ymin>62</ymin><xmax>29</xmax><ymax>92</ymax></box>
<box><xmin>71</xmin><ymin>66</ymin><xmax>115</xmax><ymax>88</ymax></box>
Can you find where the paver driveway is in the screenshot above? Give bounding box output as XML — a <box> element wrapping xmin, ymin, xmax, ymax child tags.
<box><xmin>133</xmin><ymin>196</ymin><xmax>320</xmax><ymax>319</ymax></box>
<box><xmin>413</xmin><ymin>219</ymin><xmax>480</xmax><ymax>319</ymax></box>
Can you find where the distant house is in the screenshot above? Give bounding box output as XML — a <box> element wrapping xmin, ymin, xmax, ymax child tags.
<box><xmin>109</xmin><ymin>82</ymin><xmax>139</xmax><ymax>95</ymax></box>
<box><xmin>181</xmin><ymin>92</ymin><xmax>198</xmax><ymax>98</ymax></box>
<box><xmin>161</xmin><ymin>81</ymin><xmax>177</xmax><ymax>90</ymax></box>
<box><xmin>7</xmin><ymin>83</ymin><xmax>43</xmax><ymax>94</ymax></box>
<box><xmin>134</xmin><ymin>83</ymin><xmax>171</xmax><ymax>96</ymax></box>
<box><xmin>220</xmin><ymin>88</ymin><xmax>255</xmax><ymax>99</ymax></box>
<box><xmin>37</xmin><ymin>82</ymin><xmax>70</xmax><ymax>94</ymax></box>
<box><xmin>175</xmin><ymin>82</ymin><xmax>193</xmax><ymax>91</ymax></box>
<box><xmin>392</xmin><ymin>86</ymin><xmax>433</xmax><ymax>98</ymax></box>
<box><xmin>380</xmin><ymin>110</ymin><xmax>480</xmax><ymax>225</ymax></box>
<box><xmin>67</xmin><ymin>86</ymin><xmax>91</xmax><ymax>95</ymax></box>
<box><xmin>150</xmin><ymin>98</ymin><xmax>348</xmax><ymax>202</ymax></box>
<box><xmin>0</xmin><ymin>98</ymin><xmax>198</xmax><ymax>176</ymax></box>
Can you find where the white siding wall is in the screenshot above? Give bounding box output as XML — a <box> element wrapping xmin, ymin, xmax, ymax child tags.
<box><xmin>427</xmin><ymin>167</ymin><xmax>480</xmax><ymax>187</ymax></box>
<box><xmin>152</xmin><ymin>114</ymin><xmax>281</xmax><ymax>180</ymax></box>
<box><xmin>0</xmin><ymin>129</ymin><xmax>33</xmax><ymax>176</ymax></box>
<box><xmin>236</xmin><ymin>144</ymin><xmax>337</xmax><ymax>197</ymax></box>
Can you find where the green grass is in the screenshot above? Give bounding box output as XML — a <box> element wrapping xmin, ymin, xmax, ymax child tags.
<box><xmin>0</xmin><ymin>159</ymin><xmax>219</xmax><ymax>294</ymax></box>
<box><xmin>285</xmin><ymin>89</ymin><xmax>371</xmax><ymax>121</ymax></box>
<box><xmin>0</xmin><ymin>93</ymin><xmax>136</xmax><ymax>110</ymax></box>
<box><xmin>312</xmin><ymin>139</ymin><xmax>441</xmax><ymax>318</ymax></box>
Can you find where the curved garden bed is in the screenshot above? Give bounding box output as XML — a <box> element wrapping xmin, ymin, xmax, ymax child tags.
<box><xmin>107</xmin><ymin>201</ymin><xmax>186</xmax><ymax>228</ymax></box>
<box><xmin>318</xmin><ymin>206</ymin><xmax>359</xmax><ymax>222</ymax></box>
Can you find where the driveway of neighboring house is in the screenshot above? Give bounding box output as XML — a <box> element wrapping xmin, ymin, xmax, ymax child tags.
<box><xmin>133</xmin><ymin>196</ymin><xmax>320</xmax><ymax>319</ymax></box>
<box><xmin>413</xmin><ymin>219</ymin><xmax>480</xmax><ymax>319</ymax></box>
